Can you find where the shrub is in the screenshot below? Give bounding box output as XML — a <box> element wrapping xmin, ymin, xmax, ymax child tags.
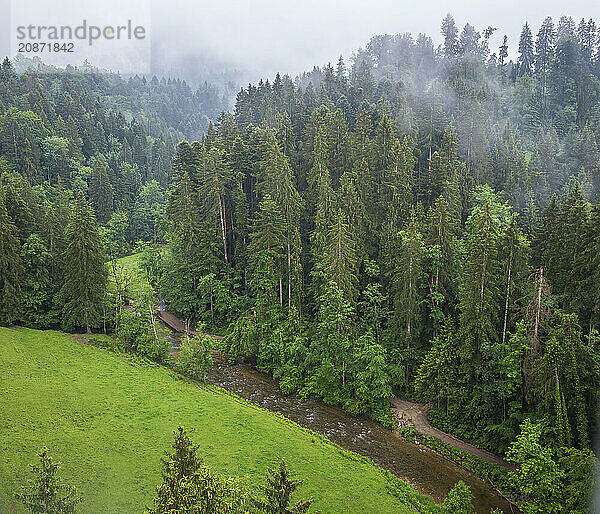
<box><xmin>175</xmin><ymin>335</ymin><xmax>213</xmax><ymax>380</ymax></box>
<box><xmin>16</xmin><ymin>449</ymin><xmax>84</xmax><ymax>513</ymax></box>
<box><xmin>116</xmin><ymin>309</ymin><xmax>169</xmax><ymax>362</ymax></box>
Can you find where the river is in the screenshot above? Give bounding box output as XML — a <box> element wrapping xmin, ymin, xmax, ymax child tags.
<box><xmin>203</xmin><ymin>362</ymin><xmax>514</xmax><ymax>513</ymax></box>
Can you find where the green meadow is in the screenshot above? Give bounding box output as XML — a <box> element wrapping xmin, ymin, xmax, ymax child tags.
<box><xmin>0</xmin><ymin>327</ymin><xmax>432</xmax><ymax>513</ymax></box>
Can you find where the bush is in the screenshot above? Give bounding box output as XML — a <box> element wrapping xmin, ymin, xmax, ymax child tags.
<box><xmin>16</xmin><ymin>449</ymin><xmax>84</xmax><ymax>513</ymax></box>
<box><xmin>149</xmin><ymin>426</ymin><xmax>250</xmax><ymax>513</ymax></box>
<box><xmin>116</xmin><ymin>309</ymin><xmax>169</xmax><ymax>362</ymax></box>
<box><xmin>175</xmin><ymin>335</ymin><xmax>213</xmax><ymax>380</ymax></box>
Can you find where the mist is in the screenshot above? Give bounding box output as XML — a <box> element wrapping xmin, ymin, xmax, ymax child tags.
<box><xmin>2</xmin><ymin>0</ymin><xmax>597</xmax><ymax>87</ymax></box>
<box><xmin>149</xmin><ymin>0</ymin><xmax>597</xmax><ymax>86</ymax></box>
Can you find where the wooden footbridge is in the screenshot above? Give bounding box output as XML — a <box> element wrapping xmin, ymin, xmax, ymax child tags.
<box><xmin>157</xmin><ymin>308</ymin><xmax>224</xmax><ymax>340</ymax></box>
<box><xmin>157</xmin><ymin>309</ymin><xmax>197</xmax><ymax>335</ymax></box>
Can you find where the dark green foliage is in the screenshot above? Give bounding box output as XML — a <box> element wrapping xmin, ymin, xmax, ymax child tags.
<box><xmin>15</xmin><ymin>449</ymin><xmax>83</xmax><ymax>513</ymax></box>
<box><xmin>0</xmin><ymin>187</ymin><xmax>22</xmax><ymax>324</ymax></box>
<box><xmin>88</xmin><ymin>156</ymin><xmax>113</xmax><ymax>224</ymax></box>
<box><xmin>2</xmin><ymin>11</ymin><xmax>600</xmax><ymax>505</ymax></box>
<box><xmin>60</xmin><ymin>191</ymin><xmax>107</xmax><ymax>333</ymax></box>
<box><xmin>253</xmin><ymin>460</ymin><xmax>313</xmax><ymax>514</ymax></box>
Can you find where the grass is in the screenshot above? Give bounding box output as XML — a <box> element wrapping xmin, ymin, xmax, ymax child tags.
<box><xmin>107</xmin><ymin>252</ymin><xmax>150</xmax><ymax>301</ymax></box>
<box><xmin>0</xmin><ymin>327</ymin><xmax>433</xmax><ymax>513</ymax></box>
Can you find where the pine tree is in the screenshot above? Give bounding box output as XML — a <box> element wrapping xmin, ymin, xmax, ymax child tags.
<box><xmin>0</xmin><ymin>187</ymin><xmax>23</xmax><ymax>324</ymax></box>
<box><xmin>518</xmin><ymin>23</ymin><xmax>535</xmax><ymax>76</ymax></box>
<box><xmin>253</xmin><ymin>460</ymin><xmax>313</xmax><ymax>514</ymax></box>
<box><xmin>60</xmin><ymin>191</ymin><xmax>107</xmax><ymax>333</ymax></box>
<box><xmin>88</xmin><ymin>155</ymin><xmax>114</xmax><ymax>224</ymax></box>
<box><xmin>324</xmin><ymin>207</ymin><xmax>358</xmax><ymax>304</ymax></box>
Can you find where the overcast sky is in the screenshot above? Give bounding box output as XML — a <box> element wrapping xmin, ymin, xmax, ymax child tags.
<box><xmin>151</xmin><ymin>0</ymin><xmax>598</xmax><ymax>78</ymax></box>
<box><xmin>1</xmin><ymin>0</ymin><xmax>599</xmax><ymax>80</ymax></box>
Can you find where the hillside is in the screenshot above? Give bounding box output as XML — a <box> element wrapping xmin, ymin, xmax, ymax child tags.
<box><xmin>0</xmin><ymin>327</ymin><xmax>431</xmax><ymax>513</ymax></box>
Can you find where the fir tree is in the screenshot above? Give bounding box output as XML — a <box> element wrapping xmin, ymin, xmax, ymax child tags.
<box><xmin>0</xmin><ymin>187</ymin><xmax>23</xmax><ymax>324</ymax></box>
<box><xmin>518</xmin><ymin>22</ymin><xmax>535</xmax><ymax>76</ymax></box>
<box><xmin>16</xmin><ymin>449</ymin><xmax>84</xmax><ymax>513</ymax></box>
<box><xmin>253</xmin><ymin>460</ymin><xmax>313</xmax><ymax>514</ymax></box>
<box><xmin>88</xmin><ymin>155</ymin><xmax>114</xmax><ymax>224</ymax></box>
<box><xmin>60</xmin><ymin>191</ymin><xmax>107</xmax><ymax>333</ymax></box>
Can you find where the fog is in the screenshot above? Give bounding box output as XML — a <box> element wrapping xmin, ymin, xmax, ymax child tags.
<box><xmin>150</xmin><ymin>0</ymin><xmax>597</xmax><ymax>84</ymax></box>
<box><xmin>1</xmin><ymin>0</ymin><xmax>597</xmax><ymax>85</ymax></box>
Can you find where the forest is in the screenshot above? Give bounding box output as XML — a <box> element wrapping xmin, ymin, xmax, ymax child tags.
<box><xmin>1</xmin><ymin>13</ymin><xmax>600</xmax><ymax>513</ymax></box>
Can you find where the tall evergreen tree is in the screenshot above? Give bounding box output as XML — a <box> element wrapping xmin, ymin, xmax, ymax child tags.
<box><xmin>88</xmin><ymin>155</ymin><xmax>114</xmax><ymax>225</ymax></box>
<box><xmin>518</xmin><ymin>23</ymin><xmax>535</xmax><ymax>76</ymax></box>
<box><xmin>0</xmin><ymin>187</ymin><xmax>23</xmax><ymax>324</ymax></box>
<box><xmin>60</xmin><ymin>191</ymin><xmax>107</xmax><ymax>333</ymax></box>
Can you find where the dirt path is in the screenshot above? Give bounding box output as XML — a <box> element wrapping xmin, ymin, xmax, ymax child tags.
<box><xmin>390</xmin><ymin>398</ymin><xmax>514</xmax><ymax>469</ymax></box>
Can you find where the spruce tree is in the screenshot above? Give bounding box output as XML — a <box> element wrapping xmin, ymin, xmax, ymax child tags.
<box><xmin>88</xmin><ymin>155</ymin><xmax>114</xmax><ymax>225</ymax></box>
<box><xmin>324</xmin><ymin>207</ymin><xmax>358</xmax><ymax>304</ymax></box>
<box><xmin>253</xmin><ymin>460</ymin><xmax>313</xmax><ymax>514</ymax></box>
<box><xmin>518</xmin><ymin>23</ymin><xmax>535</xmax><ymax>76</ymax></box>
<box><xmin>60</xmin><ymin>190</ymin><xmax>107</xmax><ymax>333</ymax></box>
<box><xmin>0</xmin><ymin>187</ymin><xmax>23</xmax><ymax>324</ymax></box>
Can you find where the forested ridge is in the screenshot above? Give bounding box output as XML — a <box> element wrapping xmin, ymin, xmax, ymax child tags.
<box><xmin>1</xmin><ymin>14</ymin><xmax>600</xmax><ymax>513</ymax></box>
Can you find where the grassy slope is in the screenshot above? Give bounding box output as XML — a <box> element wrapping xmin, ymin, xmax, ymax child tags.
<box><xmin>0</xmin><ymin>327</ymin><xmax>430</xmax><ymax>513</ymax></box>
<box><xmin>107</xmin><ymin>252</ymin><xmax>149</xmax><ymax>300</ymax></box>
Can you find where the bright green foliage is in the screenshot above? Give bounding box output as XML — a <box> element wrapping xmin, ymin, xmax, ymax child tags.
<box><xmin>415</xmin><ymin>319</ymin><xmax>459</xmax><ymax>413</ymax></box>
<box><xmin>506</xmin><ymin>419</ymin><xmax>563</xmax><ymax>513</ymax></box>
<box><xmin>253</xmin><ymin>460</ymin><xmax>313</xmax><ymax>514</ymax></box>
<box><xmin>116</xmin><ymin>309</ymin><xmax>168</xmax><ymax>362</ymax></box>
<box><xmin>441</xmin><ymin>481</ymin><xmax>474</xmax><ymax>514</ymax></box>
<box><xmin>15</xmin><ymin>449</ymin><xmax>83</xmax><ymax>513</ymax></box>
<box><xmin>351</xmin><ymin>330</ymin><xmax>392</xmax><ymax>417</ymax></box>
<box><xmin>176</xmin><ymin>335</ymin><xmax>213</xmax><ymax>380</ymax></box>
<box><xmin>311</xmin><ymin>281</ymin><xmax>354</xmax><ymax>395</ymax></box>
<box><xmin>149</xmin><ymin>461</ymin><xmax>250</xmax><ymax>514</ymax></box>
<box><xmin>150</xmin><ymin>426</ymin><xmax>249</xmax><ymax>513</ymax></box>
<box><xmin>59</xmin><ymin>191</ymin><xmax>107</xmax><ymax>333</ymax></box>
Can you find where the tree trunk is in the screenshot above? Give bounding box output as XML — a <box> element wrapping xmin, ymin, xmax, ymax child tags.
<box><xmin>502</xmin><ymin>253</ymin><xmax>513</xmax><ymax>345</ymax></box>
<box><xmin>533</xmin><ymin>267</ymin><xmax>543</xmax><ymax>357</ymax></box>
<box><xmin>219</xmin><ymin>195</ymin><xmax>228</xmax><ymax>263</ymax></box>
<box><xmin>279</xmin><ymin>278</ymin><xmax>283</xmax><ymax>306</ymax></box>
<box><xmin>287</xmin><ymin>243</ymin><xmax>292</xmax><ymax>308</ymax></box>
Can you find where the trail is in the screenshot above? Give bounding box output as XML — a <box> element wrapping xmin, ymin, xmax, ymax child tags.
<box><xmin>390</xmin><ymin>397</ymin><xmax>515</xmax><ymax>469</ymax></box>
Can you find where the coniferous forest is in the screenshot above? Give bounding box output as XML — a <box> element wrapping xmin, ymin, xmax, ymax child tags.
<box><xmin>2</xmin><ymin>13</ymin><xmax>600</xmax><ymax>513</ymax></box>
